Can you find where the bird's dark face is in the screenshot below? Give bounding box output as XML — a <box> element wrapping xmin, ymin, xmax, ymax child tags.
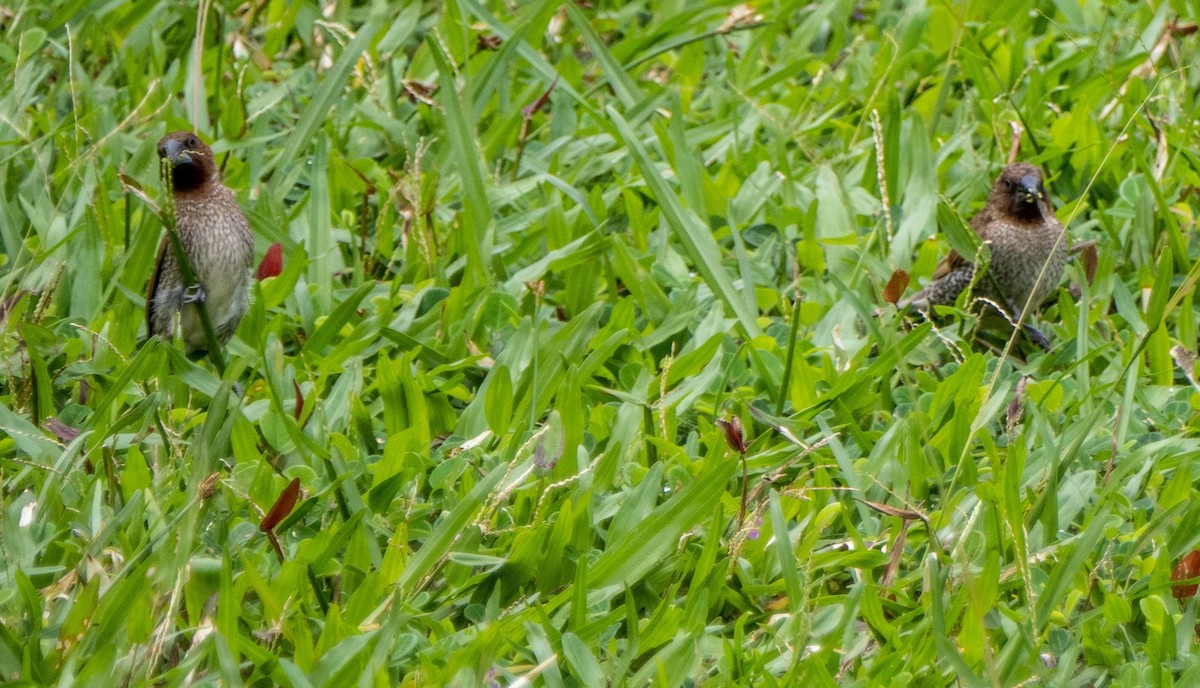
<box><xmin>1010</xmin><ymin>174</ymin><xmax>1041</xmax><ymax>205</ymax></box>
<box><xmin>993</xmin><ymin>163</ymin><xmax>1047</xmax><ymax>220</ymax></box>
<box><xmin>158</xmin><ymin>131</ymin><xmax>217</xmax><ymax>192</ymax></box>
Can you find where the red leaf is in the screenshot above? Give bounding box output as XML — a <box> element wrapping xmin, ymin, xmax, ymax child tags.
<box><xmin>256</xmin><ymin>242</ymin><xmax>283</xmax><ymax>280</ymax></box>
<box><xmin>266</xmin><ymin>531</ymin><xmax>285</xmax><ymax>563</ymax></box>
<box><xmin>1006</xmin><ymin>376</ymin><xmax>1028</xmax><ymax>430</ymax></box>
<box><xmin>521</xmin><ymin>77</ymin><xmax>558</xmax><ymax>119</ymax></box>
<box><xmin>882</xmin><ymin>269</ymin><xmax>910</xmax><ymax>305</ymax></box>
<box><xmin>716</xmin><ymin>416</ymin><xmax>746</xmax><ymax>454</ymax></box>
<box><xmin>1172</xmin><ymin>550</ymin><xmax>1200</xmax><ymax>601</ymax></box>
<box><xmin>44</xmin><ymin>418</ymin><xmax>79</xmax><ymax>442</ymax></box>
<box><xmin>1081</xmin><ymin>243</ymin><xmax>1098</xmax><ymax>284</ymax></box>
<box><xmin>293</xmin><ymin>379</ymin><xmax>305</xmax><ymax>424</ymax></box>
<box><xmin>259</xmin><ymin>478</ymin><xmax>301</xmax><ymax>533</ymax></box>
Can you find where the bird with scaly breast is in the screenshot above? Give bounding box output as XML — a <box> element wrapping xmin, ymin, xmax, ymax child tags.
<box><xmin>146</xmin><ymin>131</ymin><xmax>254</xmax><ymax>355</ymax></box>
<box><xmin>902</xmin><ymin>162</ymin><xmax>1067</xmax><ymax>348</ymax></box>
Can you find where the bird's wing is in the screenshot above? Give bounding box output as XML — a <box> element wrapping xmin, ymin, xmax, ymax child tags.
<box><xmin>933</xmin><ymin>202</ymin><xmax>992</xmax><ymax>279</ymax></box>
<box><xmin>930</xmin><ymin>249</ymin><xmax>970</xmax><ymax>280</ymax></box>
<box><xmin>145</xmin><ymin>234</ymin><xmax>171</xmax><ymax>337</ymax></box>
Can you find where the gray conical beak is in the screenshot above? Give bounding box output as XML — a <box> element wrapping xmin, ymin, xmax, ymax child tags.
<box><xmin>1016</xmin><ymin>174</ymin><xmax>1040</xmax><ymax>204</ymax></box>
<box><xmin>159</xmin><ymin>138</ymin><xmax>192</xmax><ymax>166</ymax></box>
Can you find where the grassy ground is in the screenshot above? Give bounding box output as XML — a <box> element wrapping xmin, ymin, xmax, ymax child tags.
<box><xmin>2</xmin><ymin>1</ymin><xmax>1200</xmax><ymax>685</ymax></box>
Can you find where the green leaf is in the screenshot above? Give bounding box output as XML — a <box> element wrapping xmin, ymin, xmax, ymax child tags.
<box><xmin>428</xmin><ymin>34</ymin><xmax>492</xmax><ymax>289</ymax></box>
<box><xmin>561</xmin><ymin>632</ymin><xmax>604</xmax><ymax>685</ymax></box>
<box><xmin>271</xmin><ymin>20</ymin><xmax>383</xmax><ymax>185</ymax></box>
<box><xmin>395</xmin><ymin>464</ymin><xmax>507</xmax><ymax>594</ymax></box>
<box><xmin>484</xmin><ymin>365</ymin><xmax>513</xmax><ymax>436</ymax></box>
<box><xmin>607</xmin><ymin>106</ymin><xmax>761</xmax><ymax>339</ymax></box>
<box><xmin>591</xmin><ymin>458</ymin><xmax>735</xmax><ymax>589</ymax></box>
<box><xmin>566</xmin><ymin>4</ymin><xmax>642</xmax><ymax>108</ymax></box>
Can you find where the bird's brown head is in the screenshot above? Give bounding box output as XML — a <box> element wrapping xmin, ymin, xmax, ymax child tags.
<box><xmin>157</xmin><ymin>131</ymin><xmax>217</xmax><ymax>193</ymax></box>
<box><xmin>990</xmin><ymin>162</ymin><xmax>1049</xmax><ymax>222</ymax></box>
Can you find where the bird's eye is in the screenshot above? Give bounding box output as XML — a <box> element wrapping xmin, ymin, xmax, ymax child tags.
<box><xmin>186</xmin><ymin>136</ymin><xmax>198</xmax><ymax>147</ymax></box>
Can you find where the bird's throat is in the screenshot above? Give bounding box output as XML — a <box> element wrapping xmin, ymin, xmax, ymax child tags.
<box><xmin>171</xmin><ymin>164</ymin><xmax>208</xmax><ymax>193</ymax></box>
<box><xmin>1011</xmin><ymin>201</ymin><xmax>1044</xmax><ymax>224</ymax></box>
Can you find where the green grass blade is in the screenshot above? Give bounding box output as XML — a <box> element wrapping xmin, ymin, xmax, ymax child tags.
<box><xmin>607</xmin><ymin>106</ymin><xmax>761</xmax><ymax>338</ymax></box>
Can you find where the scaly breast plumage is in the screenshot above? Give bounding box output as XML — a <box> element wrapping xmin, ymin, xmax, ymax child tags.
<box><xmin>175</xmin><ymin>193</ymin><xmax>254</xmax><ymax>326</ymax></box>
<box><xmin>984</xmin><ymin>222</ymin><xmax>1066</xmax><ymax>314</ymax></box>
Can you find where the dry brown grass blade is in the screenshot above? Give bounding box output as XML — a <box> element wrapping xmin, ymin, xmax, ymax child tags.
<box><xmin>119</xmin><ymin>168</ymin><xmax>162</xmax><ymax>219</ymax></box>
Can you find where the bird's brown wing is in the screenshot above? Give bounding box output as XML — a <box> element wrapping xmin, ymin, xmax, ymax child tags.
<box><xmin>930</xmin><ymin>249</ymin><xmax>970</xmax><ymax>280</ymax></box>
<box><xmin>145</xmin><ymin>234</ymin><xmax>170</xmax><ymax>338</ymax></box>
<box><xmin>936</xmin><ymin>202</ymin><xmax>999</xmax><ymax>279</ymax></box>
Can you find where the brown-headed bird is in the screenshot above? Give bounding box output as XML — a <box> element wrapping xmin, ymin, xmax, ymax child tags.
<box><xmin>902</xmin><ymin>162</ymin><xmax>1067</xmax><ymax>348</ymax></box>
<box><xmin>147</xmin><ymin>131</ymin><xmax>254</xmax><ymax>354</ymax></box>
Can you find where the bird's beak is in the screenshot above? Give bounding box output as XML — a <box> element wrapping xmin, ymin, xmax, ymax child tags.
<box><xmin>1016</xmin><ymin>174</ymin><xmax>1040</xmax><ymax>204</ymax></box>
<box><xmin>160</xmin><ymin>138</ymin><xmax>192</xmax><ymax>166</ymax></box>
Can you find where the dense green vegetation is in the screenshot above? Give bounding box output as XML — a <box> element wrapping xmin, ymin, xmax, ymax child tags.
<box><xmin>3</xmin><ymin>0</ymin><xmax>1200</xmax><ymax>685</ymax></box>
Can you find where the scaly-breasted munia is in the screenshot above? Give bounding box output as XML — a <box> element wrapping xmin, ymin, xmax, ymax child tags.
<box><xmin>902</xmin><ymin>162</ymin><xmax>1067</xmax><ymax>342</ymax></box>
<box><xmin>146</xmin><ymin>131</ymin><xmax>253</xmax><ymax>354</ymax></box>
